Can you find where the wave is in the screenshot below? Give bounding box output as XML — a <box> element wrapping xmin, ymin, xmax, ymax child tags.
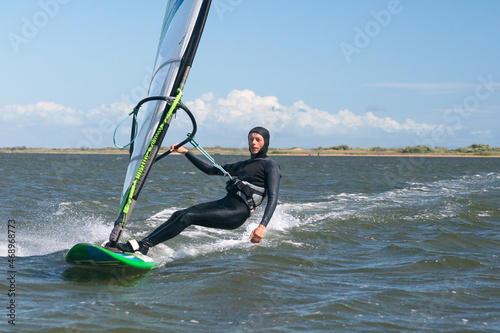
<box><xmin>4</xmin><ymin>171</ymin><xmax>498</xmax><ymax>263</ymax></box>
<box><xmin>318</xmin><ymin>171</ymin><xmax>500</xmax><ymax>219</ymax></box>
<box><xmin>137</xmin><ymin>204</ymin><xmax>303</xmax><ymax>266</ymax></box>
<box><xmin>2</xmin><ymin>199</ymin><xmax>303</xmax><ymax>265</ymax></box>
<box><xmin>0</xmin><ymin>201</ymin><xmax>114</xmax><ymax>257</ymax></box>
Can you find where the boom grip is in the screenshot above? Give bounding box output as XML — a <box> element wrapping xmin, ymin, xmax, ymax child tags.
<box><xmin>155</xmin><ymin>101</ymin><xmax>197</xmax><ymax>162</ymax></box>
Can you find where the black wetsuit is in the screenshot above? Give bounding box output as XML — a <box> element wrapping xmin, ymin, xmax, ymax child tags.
<box><xmin>143</xmin><ymin>151</ymin><xmax>281</xmax><ymax>246</ymax></box>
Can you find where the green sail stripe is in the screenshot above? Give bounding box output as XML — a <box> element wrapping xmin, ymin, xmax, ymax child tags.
<box><xmin>120</xmin><ymin>90</ymin><xmax>183</xmax><ymax>225</ymax></box>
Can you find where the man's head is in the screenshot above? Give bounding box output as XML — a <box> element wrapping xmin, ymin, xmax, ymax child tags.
<box><xmin>248</xmin><ymin>126</ymin><xmax>270</xmax><ymax>158</ymax></box>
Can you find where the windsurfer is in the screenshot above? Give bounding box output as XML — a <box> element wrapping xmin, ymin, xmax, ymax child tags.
<box><xmin>116</xmin><ymin>126</ymin><xmax>281</xmax><ymax>255</ymax></box>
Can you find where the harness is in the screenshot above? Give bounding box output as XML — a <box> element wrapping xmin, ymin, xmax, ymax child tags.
<box><xmin>226</xmin><ymin>178</ymin><xmax>266</xmax><ymax>214</ymax></box>
<box><xmin>187</xmin><ymin>137</ymin><xmax>266</xmax><ymax>214</ymax></box>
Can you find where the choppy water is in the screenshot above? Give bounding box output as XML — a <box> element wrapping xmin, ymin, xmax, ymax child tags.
<box><xmin>1</xmin><ymin>153</ymin><xmax>499</xmax><ymax>332</ymax></box>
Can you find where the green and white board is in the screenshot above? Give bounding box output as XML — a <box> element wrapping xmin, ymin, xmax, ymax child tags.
<box><xmin>65</xmin><ymin>243</ymin><xmax>156</xmax><ymax>270</ymax></box>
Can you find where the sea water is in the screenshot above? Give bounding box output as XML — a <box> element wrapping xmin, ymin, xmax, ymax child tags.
<box><xmin>1</xmin><ymin>153</ymin><xmax>499</xmax><ymax>332</ymax></box>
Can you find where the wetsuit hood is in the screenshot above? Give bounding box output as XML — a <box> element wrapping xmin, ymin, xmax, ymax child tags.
<box><xmin>249</xmin><ymin>126</ymin><xmax>270</xmax><ymax>159</ymax></box>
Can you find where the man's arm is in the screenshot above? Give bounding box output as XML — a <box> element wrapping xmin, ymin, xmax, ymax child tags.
<box><xmin>170</xmin><ymin>144</ymin><xmax>224</xmax><ymax>175</ymax></box>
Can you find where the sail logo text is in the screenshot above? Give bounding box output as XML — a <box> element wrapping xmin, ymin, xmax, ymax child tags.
<box><xmin>8</xmin><ymin>0</ymin><xmax>71</xmax><ymax>54</ymax></box>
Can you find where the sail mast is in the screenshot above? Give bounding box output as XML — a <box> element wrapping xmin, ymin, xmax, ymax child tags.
<box><xmin>108</xmin><ymin>0</ymin><xmax>212</xmax><ymax>246</ymax></box>
<box><xmin>174</xmin><ymin>0</ymin><xmax>212</xmax><ymax>92</ymax></box>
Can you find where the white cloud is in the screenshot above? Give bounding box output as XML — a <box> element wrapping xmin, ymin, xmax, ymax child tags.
<box><xmin>369</xmin><ymin>78</ymin><xmax>500</xmax><ymax>97</ymax></box>
<box><xmin>469</xmin><ymin>130</ymin><xmax>494</xmax><ymax>139</ymax></box>
<box><xmin>1</xmin><ymin>102</ymin><xmax>84</xmax><ymax>127</ymax></box>
<box><xmin>368</xmin><ymin>81</ymin><xmax>476</xmax><ymax>95</ymax></box>
<box><xmin>186</xmin><ymin>89</ymin><xmax>452</xmax><ymax>139</ymax></box>
<box><xmin>0</xmin><ymin>101</ymin><xmax>132</xmax><ymax>148</ymax></box>
<box><xmin>0</xmin><ymin>90</ymin><xmax>457</xmax><ymax>148</ymax></box>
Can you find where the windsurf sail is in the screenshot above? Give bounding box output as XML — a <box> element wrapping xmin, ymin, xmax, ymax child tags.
<box><xmin>108</xmin><ymin>0</ymin><xmax>212</xmax><ymax>246</ymax></box>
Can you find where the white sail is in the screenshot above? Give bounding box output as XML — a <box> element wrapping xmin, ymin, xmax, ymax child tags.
<box><xmin>109</xmin><ymin>0</ymin><xmax>212</xmax><ymax>244</ymax></box>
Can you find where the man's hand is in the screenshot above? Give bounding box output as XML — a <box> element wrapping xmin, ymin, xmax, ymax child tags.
<box><xmin>170</xmin><ymin>143</ymin><xmax>188</xmax><ymax>154</ymax></box>
<box><xmin>250</xmin><ymin>225</ymin><xmax>266</xmax><ymax>243</ymax></box>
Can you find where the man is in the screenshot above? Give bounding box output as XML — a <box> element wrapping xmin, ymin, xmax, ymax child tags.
<box><xmin>117</xmin><ymin>126</ymin><xmax>281</xmax><ymax>255</ymax></box>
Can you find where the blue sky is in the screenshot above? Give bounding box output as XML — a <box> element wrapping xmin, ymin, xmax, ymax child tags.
<box><xmin>1</xmin><ymin>0</ymin><xmax>499</xmax><ymax>149</ymax></box>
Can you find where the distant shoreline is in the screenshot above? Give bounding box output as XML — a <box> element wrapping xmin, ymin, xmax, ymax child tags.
<box><xmin>1</xmin><ymin>147</ymin><xmax>499</xmax><ymax>157</ymax></box>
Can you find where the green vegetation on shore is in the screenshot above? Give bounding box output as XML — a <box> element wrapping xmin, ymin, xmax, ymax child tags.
<box><xmin>1</xmin><ymin>144</ymin><xmax>499</xmax><ymax>156</ymax></box>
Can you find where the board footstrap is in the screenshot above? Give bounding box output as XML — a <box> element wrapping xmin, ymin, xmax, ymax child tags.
<box><xmin>128</xmin><ymin>239</ymin><xmax>141</xmax><ymax>251</ymax></box>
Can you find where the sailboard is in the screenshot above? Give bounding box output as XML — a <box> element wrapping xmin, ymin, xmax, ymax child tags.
<box><xmin>66</xmin><ymin>0</ymin><xmax>212</xmax><ymax>269</ymax></box>
<box><xmin>65</xmin><ymin>243</ymin><xmax>155</xmax><ymax>270</ymax></box>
